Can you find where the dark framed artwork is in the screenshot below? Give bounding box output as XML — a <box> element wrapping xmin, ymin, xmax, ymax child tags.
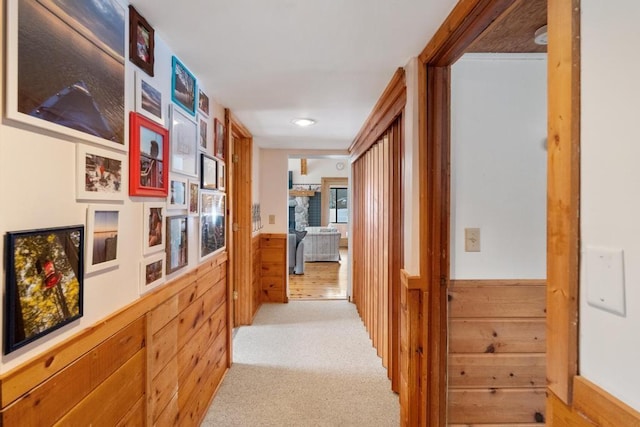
<box><xmin>129</xmin><ymin>112</ymin><xmax>169</xmax><ymax>197</ymax></box>
<box><xmin>129</xmin><ymin>5</ymin><xmax>154</xmax><ymax>77</ymax></box>
<box><xmin>214</xmin><ymin>118</ymin><xmax>226</xmax><ymax>160</ymax></box>
<box><xmin>166</xmin><ymin>215</ymin><xmax>188</xmax><ymax>274</ymax></box>
<box><xmin>5</xmin><ymin>225</ymin><xmax>84</xmax><ymax>354</ymax></box>
<box><xmin>198</xmin><ymin>89</ymin><xmax>210</xmax><ymax>117</ymax></box>
<box><xmin>201</xmin><ymin>154</ymin><xmax>217</xmax><ymax>190</ymax></box>
<box><xmin>200</xmin><ymin>190</ymin><xmax>226</xmax><ymax>261</ymax></box>
<box><xmin>171</xmin><ymin>56</ymin><xmax>197</xmax><ymax>116</ymax></box>
<box><xmin>6</xmin><ymin>0</ymin><xmax>126</xmax><ymax>151</ymax></box>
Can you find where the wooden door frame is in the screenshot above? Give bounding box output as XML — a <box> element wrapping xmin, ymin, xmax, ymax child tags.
<box><xmin>320</xmin><ymin>177</ymin><xmax>348</xmax><ymax>227</ymax></box>
<box><xmin>226</xmin><ymin>110</ymin><xmax>254</xmax><ymax>334</ymax></box>
<box><xmin>417</xmin><ymin>0</ymin><xmax>579</xmax><ymax>424</ymax></box>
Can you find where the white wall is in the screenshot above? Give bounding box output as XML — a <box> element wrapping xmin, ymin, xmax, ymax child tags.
<box><xmin>288</xmin><ymin>158</ymin><xmax>348</xmax><ymax>184</ymax></box>
<box><xmin>0</xmin><ymin>2</ymin><xmax>225</xmax><ymax>372</ymax></box>
<box><xmin>450</xmin><ymin>54</ymin><xmax>547</xmax><ymax>280</ymax></box>
<box><xmin>580</xmin><ymin>0</ymin><xmax>640</xmax><ymax>409</ymax></box>
<box><xmin>402</xmin><ymin>58</ymin><xmax>421</xmax><ymax>275</ymax></box>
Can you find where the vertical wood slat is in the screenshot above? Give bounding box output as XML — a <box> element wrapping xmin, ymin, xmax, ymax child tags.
<box><xmin>351</xmin><ymin>117</ymin><xmax>403</xmax><ymax>394</ymax></box>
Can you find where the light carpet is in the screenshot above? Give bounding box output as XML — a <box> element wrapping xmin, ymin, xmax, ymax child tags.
<box><xmin>202</xmin><ymin>300</ymin><xmax>400</xmax><ymax>426</ymax></box>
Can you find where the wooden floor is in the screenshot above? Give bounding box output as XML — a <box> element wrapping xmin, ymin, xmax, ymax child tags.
<box><xmin>289</xmin><ymin>248</ymin><xmax>348</xmax><ymax>300</ymax></box>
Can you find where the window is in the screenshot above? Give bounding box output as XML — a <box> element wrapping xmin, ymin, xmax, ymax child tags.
<box><xmin>329</xmin><ymin>187</ymin><xmax>348</xmax><ymax>223</ymax></box>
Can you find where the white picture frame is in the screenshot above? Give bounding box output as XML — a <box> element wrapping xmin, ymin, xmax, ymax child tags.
<box><xmin>139</xmin><ymin>252</ymin><xmax>165</xmax><ymax>294</ymax></box>
<box><xmin>198</xmin><ymin>115</ymin><xmax>209</xmax><ymax>152</ymax></box>
<box><xmin>135</xmin><ymin>71</ymin><xmax>165</xmax><ymax>126</ymax></box>
<box><xmin>86</xmin><ymin>205</ymin><xmax>121</xmax><ymax>274</ymax></box>
<box><xmin>5</xmin><ymin>0</ymin><xmax>128</xmax><ymax>152</ymax></box>
<box><xmin>200</xmin><ymin>190</ymin><xmax>226</xmax><ymax>261</ymax></box>
<box><xmin>217</xmin><ymin>161</ymin><xmax>226</xmax><ymax>192</ymax></box>
<box><xmin>143</xmin><ymin>202</ymin><xmax>166</xmax><ymax>255</ymax></box>
<box><xmin>170</xmin><ymin>104</ymin><xmax>198</xmax><ymax>177</ymax></box>
<box><xmin>76</xmin><ymin>143</ymin><xmax>126</xmax><ymax>201</ymax></box>
<box><xmin>168</xmin><ymin>175</ymin><xmax>188</xmax><ymax>210</ymax></box>
<box><xmin>188</xmin><ymin>180</ymin><xmax>200</xmax><ymax>216</ymax></box>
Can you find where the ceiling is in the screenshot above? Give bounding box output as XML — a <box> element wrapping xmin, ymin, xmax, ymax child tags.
<box><xmin>130</xmin><ymin>0</ymin><xmax>459</xmax><ymax>150</ymax></box>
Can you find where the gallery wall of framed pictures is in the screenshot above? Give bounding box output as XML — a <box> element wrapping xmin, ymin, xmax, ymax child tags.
<box><xmin>0</xmin><ymin>2</ymin><xmax>229</xmax><ymax>357</ymax></box>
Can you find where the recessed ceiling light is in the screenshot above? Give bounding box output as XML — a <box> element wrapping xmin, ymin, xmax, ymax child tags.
<box><xmin>292</xmin><ymin>118</ymin><xmax>316</xmax><ymax>127</ymax></box>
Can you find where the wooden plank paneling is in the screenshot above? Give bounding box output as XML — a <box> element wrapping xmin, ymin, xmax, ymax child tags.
<box><xmin>449</xmin><ymin>280</ymin><xmax>546</xmax><ymax>318</ymax></box>
<box><xmin>252</xmin><ymin>234</ymin><xmax>262</xmax><ymax>318</ymax></box>
<box><xmin>547</xmin><ymin>389</ymin><xmax>596</xmax><ymax>427</ymax></box>
<box><xmin>54</xmin><ymin>350</ymin><xmax>145</xmax><ymax>427</ymax></box>
<box><xmin>0</xmin><ymin>253</ymin><xmax>229</xmax><ymax>427</ymax></box>
<box><xmin>449</xmin><ymin>319</ymin><xmax>545</xmax><ymax>353</ymax></box>
<box><xmin>261</xmin><ymin>234</ymin><xmax>287</xmax><ymax>303</ymax></box>
<box><xmin>448</xmin><ymin>354</ymin><xmax>545</xmax><ymax>388</ymax></box>
<box><xmin>448</xmin><ymin>388</ymin><xmax>546</xmax><ymax>424</ymax></box>
<box><xmin>1</xmin><ymin>317</ymin><xmax>145</xmax><ymax>426</ymax></box>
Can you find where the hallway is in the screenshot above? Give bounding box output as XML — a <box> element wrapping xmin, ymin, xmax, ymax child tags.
<box><xmin>202</xmin><ymin>301</ymin><xmax>399</xmax><ymax>426</ymax></box>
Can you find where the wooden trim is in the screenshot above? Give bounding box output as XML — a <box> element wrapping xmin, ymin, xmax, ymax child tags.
<box><xmin>289</xmin><ymin>189</ymin><xmax>315</xmax><ymax>197</ymax></box>
<box><xmin>400</xmin><ymin>269</ymin><xmax>424</xmax><ymax>290</ymax></box>
<box><xmin>573</xmin><ymin>376</ymin><xmax>640</xmax><ymax>427</ymax></box>
<box><xmin>228</xmin><ymin>110</ymin><xmax>252</xmax><ymax>139</ymax></box>
<box><xmin>349</xmin><ymin>68</ymin><xmax>406</xmax><ymax>161</ymax></box>
<box><xmin>546</xmin><ymin>0</ymin><xmax>581</xmax><ymax>404</ymax></box>
<box><xmin>321</xmin><ymin>177</ymin><xmax>348</xmax><ymax>226</ymax></box>
<box><xmin>260</xmin><ymin>233</ymin><xmax>288</xmax><ymax>303</ymax></box>
<box><xmin>224</xmin><ymin>108</ymin><xmax>235</xmax><ymax>365</ymax></box>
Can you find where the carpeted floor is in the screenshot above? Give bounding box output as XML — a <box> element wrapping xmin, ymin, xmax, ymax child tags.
<box><xmin>202</xmin><ymin>301</ymin><xmax>400</xmax><ymax>426</ymax></box>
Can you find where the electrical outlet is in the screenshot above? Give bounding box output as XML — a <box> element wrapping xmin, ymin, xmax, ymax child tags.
<box><xmin>269</xmin><ymin>214</ymin><xmax>275</xmax><ymax>224</ymax></box>
<box><xmin>465</xmin><ymin>228</ymin><xmax>480</xmax><ymax>252</ymax></box>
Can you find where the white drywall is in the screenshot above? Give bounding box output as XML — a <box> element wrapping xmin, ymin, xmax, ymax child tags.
<box><xmin>580</xmin><ymin>0</ymin><xmax>640</xmax><ymax>409</ymax></box>
<box><xmin>288</xmin><ymin>158</ymin><xmax>348</xmax><ymax>184</ymax></box>
<box><xmin>0</xmin><ymin>3</ymin><xmax>224</xmax><ymax>372</ymax></box>
<box><xmin>450</xmin><ymin>54</ymin><xmax>547</xmax><ymax>280</ymax></box>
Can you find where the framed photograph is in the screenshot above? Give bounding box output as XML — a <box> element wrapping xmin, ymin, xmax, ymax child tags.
<box><xmin>214</xmin><ymin>118</ymin><xmax>226</xmax><ymax>160</ymax></box>
<box><xmin>198</xmin><ymin>89</ymin><xmax>210</xmax><ymax>117</ymax></box>
<box><xmin>143</xmin><ymin>202</ymin><xmax>165</xmax><ymax>255</ymax></box>
<box><xmin>200</xmin><ymin>190</ymin><xmax>226</xmax><ymax>261</ymax></box>
<box><xmin>129</xmin><ymin>112</ymin><xmax>169</xmax><ymax>197</ymax></box>
<box><xmin>5</xmin><ymin>225</ymin><xmax>84</xmax><ymax>354</ymax></box>
<box><xmin>135</xmin><ymin>72</ymin><xmax>164</xmax><ymax>125</ymax></box>
<box><xmin>129</xmin><ymin>5</ymin><xmax>154</xmax><ymax>77</ymax></box>
<box><xmin>168</xmin><ymin>175</ymin><xmax>188</xmax><ymax>210</ymax></box>
<box><xmin>170</xmin><ymin>105</ymin><xmax>198</xmax><ymax>177</ymax></box>
<box><xmin>6</xmin><ymin>0</ymin><xmax>126</xmax><ymax>151</ymax></box>
<box><xmin>86</xmin><ymin>205</ymin><xmax>120</xmax><ymax>274</ymax></box>
<box><xmin>201</xmin><ymin>154</ymin><xmax>217</xmax><ymax>190</ymax></box>
<box><xmin>188</xmin><ymin>180</ymin><xmax>200</xmax><ymax>216</ymax></box>
<box><xmin>218</xmin><ymin>161</ymin><xmax>226</xmax><ymax>192</ymax></box>
<box><xmin>76</xmin><ymin>144</ymin><xmax>125</xmax><ymax>201</ymax></box>
<box><xmin>139</xmin><ymin>252</ymin><xmax>165</xmax><ymax>294</ymax></box>
<box><xmin>166</xmin><ymin>215</ymin><xmax>188</xmax><ymax>274</ymax></box>
<box><xmin>171</xmin><ymin>56</ymin><xmax>197</xmax><ymax>116</ymax></box>
<box><xmin>198</xmin><ymin>116</ymin><xmax>209</xmax><ymax>151</ymax></box>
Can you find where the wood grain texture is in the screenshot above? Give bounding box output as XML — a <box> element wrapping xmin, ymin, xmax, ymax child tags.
<box><xmin>547</xmin><ymin>389</ymin><xmax>596</xmax><ymax>427</ymax></box>
<box><xmin>449</xmin><ymin>280</ymin><xmax>546</xmax><ymax>318</ymax></box>
<box><xmin>448</xmin><ymin>354</ymin><xmax>545</xmax><ymax>388</ymax></box>
<box><xmin>252</xmin><ymin>234</ymin><xmax>262</xmax><ymax>318</ymax></box>
<box><xmin>573</xmin><ymin>376</ymin><xmax>640</xmax><ymax>427</ymax></box>
<box><xmin>448</xmin><ymin>388</ymin><xmax>546</xmax><ymax>424</ymax></box>
<box><xmin>449</xmin><ymin>318</ymin><xmax>545</xmax><ymax>353</ymax></box>
<box><xmin>261</xmin><ymin>234</ymin><xmax>288</xmax><ymax>303</ymax></box>
<box><xmin>0</xmin><ymin>253</ymin><xmax>229</xmax><ymax>427</ymax></box>
<box><xmin>289</xmin><ymin>248</ymin><xmax>348</xmax><ymax>300</ymax></box>
<box><xmin>546</xmin><ymin>0</ymin><xmax>581</xmax><ymax>404</ymax></box>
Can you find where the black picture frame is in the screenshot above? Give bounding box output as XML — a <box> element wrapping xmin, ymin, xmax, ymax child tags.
<box><xmin>200</xmin><ymin>153</ymin><xmax>217</xmax><ymax>190</ymax></box>
<box><xmin>129</xmin><ymin>5</ymin><xmax>155</xmax><ymax>76</ymax></box>
<box><xmin>5</xmin><ymin>225</ymin><xmax>84</xmax><ymax>354</ymax></box>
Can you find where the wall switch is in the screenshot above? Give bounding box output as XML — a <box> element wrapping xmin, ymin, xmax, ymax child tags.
<box><xmin>585</xmin><ymin>246</ymin><xmax>626</xmax><ymax>316</ymax></box>
<box><xmin>268</xmin><ymin>214</ymin><xmax>275</xmax><ymax>224</ymax></box>
<box><xmin>465</xmin><ymin>228</ymin><xmax>480</xmax><ymax>252</ymax></box>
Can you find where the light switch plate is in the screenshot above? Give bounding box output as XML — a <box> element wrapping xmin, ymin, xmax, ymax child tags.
<box><xmin>585</xmin><ymin>246</ymin><xmax>626</xmax><ymax>316</ymax></box>
<box><xmin>268</xmin><ymin>214</ymin><xmax>275</xmax><ymax>225</ymax></box>
<box><xmin>465</xmin><ymin>228</ymin><xmax>480</xmax><ymax>252</ymax></box>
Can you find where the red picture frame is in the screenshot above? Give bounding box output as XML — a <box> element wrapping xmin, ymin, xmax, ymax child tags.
<box><xmin>129</xmin><ymin>112</ymin><xmax>169</xmax><ymax>197</ymax></box>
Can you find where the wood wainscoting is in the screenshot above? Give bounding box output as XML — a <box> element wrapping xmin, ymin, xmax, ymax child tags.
<box><xmin>252</xmin><ymin>234</ymin><xmax>263</xmax><ymax>318</ymax></box>
<box><xmin>447</xmin><ymin>279</ymin><xmax>547</xmax><ymax>425</ymax></box>
<box><xmin>261</xmin><ymin>233</ymin><xmax>288</xmax><ymax>303</ymax></box>
<box><xmin>0</xmin><ymin>253</ymin><xmax>229</xmax><ymax>426</ymax></box>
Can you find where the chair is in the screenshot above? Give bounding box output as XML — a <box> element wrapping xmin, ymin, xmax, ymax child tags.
<box><xmin>288</xmin><ymin>231</ymin><xmax>305</xmax><ymax>274</ymax></box>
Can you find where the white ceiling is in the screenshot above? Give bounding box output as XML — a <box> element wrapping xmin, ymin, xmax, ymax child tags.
<box><xmin>130</xmin><ymin>0</ymin><xmax>457</xmax><ymax>150</ymax></box>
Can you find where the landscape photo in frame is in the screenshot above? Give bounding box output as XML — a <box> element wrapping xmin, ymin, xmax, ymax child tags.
<box><xmin>5</xmin><ymin>225</ymin><xmax>84</xmax><ymax>354</ymax></box>
<box><xmin>7</xmin><ymin>0</ymin><xmax>126</xmax><ymax>150</ymax></box>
